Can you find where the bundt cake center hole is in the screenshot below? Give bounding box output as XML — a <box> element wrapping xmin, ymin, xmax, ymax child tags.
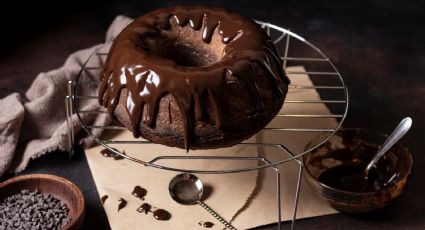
<box><xmin>157</xmin><ymin>38</ymin><xmax>219</xmax><ymax>67</ymax></box>
<box><xmin>140</xmin><ymin>21</ymin><xmax>226</xmax><ymax>67</ymax></box>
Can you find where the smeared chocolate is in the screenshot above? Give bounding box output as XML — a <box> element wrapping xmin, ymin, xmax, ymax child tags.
<box><xmin>100</xmin><ymin>148</ymin><xmax>126</xmax><ymax>160</ymax></box>
<box><xmin>118</xmin><ymin>198</ymin><xmax>127</xmax><ymax>212</ymax></box>
<box><xmin>132</xmin><ymin>186</ymin><xmax>147</xmax><ymax>200</ymax></box>
<box><xmin>198</xmin><ymin>221</ymin><xmax>214</xmax><ymax>228</ymax></box>
<box><xmin>153</xmin><ymin>209</ymin><xmax>171</xmax><ymax>221</ymax></box>
<box><xmin>100</xmin><ymin>148</ymin><xmax>114</xmax><ymax>157</ymax></box>
<box><xmin>101</xmin><ymin>195</ymin><xmax>108</xmax><ymax>204</ymax></box>
<box><xmin>99</xmin><ymin>6</ymin><xmax>289</xmax><ymax>150</ymax></box>
<box><xmin>137</xmin><ymin>203</ymin><xmax>152</xmax><ymax>214</ymax></box>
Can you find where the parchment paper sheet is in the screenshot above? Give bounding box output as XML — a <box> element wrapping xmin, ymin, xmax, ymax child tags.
<box><xmin>85</xmin><ymin>66</ymin><xmax>338</xmax><ymax>229</ymax></box>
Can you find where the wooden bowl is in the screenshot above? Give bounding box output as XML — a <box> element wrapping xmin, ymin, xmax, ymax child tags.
<box><xmin>0</xmin><ymin>174</ymin><xmax>85</xmax><ymax>230</ymax></box>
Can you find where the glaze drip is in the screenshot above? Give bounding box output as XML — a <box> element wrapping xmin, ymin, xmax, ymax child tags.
<box><xmin>99</xmin><ymin>6</ymin><xmax>290</xmax><ymax>150</ymax></box>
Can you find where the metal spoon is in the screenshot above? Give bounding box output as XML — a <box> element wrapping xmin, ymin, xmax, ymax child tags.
<box><xmin>169</xmin><ymin>173</ymin><xmax>237</xmax><ymax>230</ymax></box>
<box><xmin>365</xmin><ymin>117</ymin><xmax>412</xmax><ymax>180</ymax></box>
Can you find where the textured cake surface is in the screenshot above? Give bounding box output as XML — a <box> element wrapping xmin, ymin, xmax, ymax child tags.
<box><xmin>99</xmin><ymin>6</ymin><xmax>290</xmax><ymax>150</ymax></box>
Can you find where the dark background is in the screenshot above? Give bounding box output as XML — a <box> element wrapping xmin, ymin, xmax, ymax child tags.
<box><xmin>1</xmin><ymin>0</ymin><xmax>424</xmax><ymax>229</ymax></box>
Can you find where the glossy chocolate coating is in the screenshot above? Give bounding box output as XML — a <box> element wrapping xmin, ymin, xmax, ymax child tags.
<box><xmin>198</xmin><ymin>221</ymin><xmax>215</xmax><ymax>228</ymax></box>
<box><xmin>100</xmin><ymin>148</ymin><xmax>125</xmax><ymax>160</ymax></box>
<box><xmin>152</xmin><ymin>209</ymin><xmax>171</xmax><ymax>221</ymax></box>
<box><xmin>99</xmin><ymin>6</ymin><xmax>289</xmax><ymax>150</ymax></box>
<box><xmin>132</xmin><ymin>185</ymin><xmax>147</xmax><ymax>200</ymax></box>
<box><xmin>137</xmin><ymin>203</ymin><xmax>152</xmax><ymax>214</ymax></box>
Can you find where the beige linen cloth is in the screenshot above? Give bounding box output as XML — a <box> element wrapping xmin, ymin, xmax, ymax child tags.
<box><xmin>85</xmin><ymin>64</ymin><xmax>339</xmax><ymax>229</ymax></box>
<box><xmin>0</xmin><ymin>16</ymin><xmax>133</xmax><ymax>176</ymax></box>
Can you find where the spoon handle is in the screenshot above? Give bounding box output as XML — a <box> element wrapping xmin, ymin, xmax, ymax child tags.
<box><xmin>366</xmin><ymin>117</ymin><xmax>412</xmax><ymax>172</ymax></box>
<box><xmin>198</xmin><ymin>201</ymin><xmax>238</xmax><ymax>230</ymax></box>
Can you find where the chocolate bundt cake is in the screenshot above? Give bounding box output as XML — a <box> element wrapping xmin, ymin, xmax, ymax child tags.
<box><xmin>98</xmin><ymin>6</ymin><xmax>290</xmax><ymax>150</ymax></box>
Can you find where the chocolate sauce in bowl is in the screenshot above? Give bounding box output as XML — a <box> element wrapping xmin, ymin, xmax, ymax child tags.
<box><xmin>315</xmin><ymin>141</ymin><xmax>399</xmax><ymax>193</ymax></box>
<box><xmin>318</xmin><ymin>164</ymin><xmax>394</xmax><ymax>192</ymax></box>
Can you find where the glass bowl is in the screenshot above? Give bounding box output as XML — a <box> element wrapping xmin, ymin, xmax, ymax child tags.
<box><xmin>303</xmin><ymin>128</ymin><xmax>412</xmax><ymax>213</ymax></box>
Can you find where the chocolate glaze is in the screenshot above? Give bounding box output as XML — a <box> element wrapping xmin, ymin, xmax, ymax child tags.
<box><xmin>198</xmin><ymin>221</ymin><xmax>214</xmax><ymax>228</ymax></box>
<box><xmin>99</xmin><ymin>6</ymin><xmax>289</xmax><ymax>150</ymax></box>
<box><xmin>100</xmin><ymin>148</ymin><xmax>114</xmax><ymax>157</ymax></box>
<box><xmin>203</xmin><ymin>222</ymin><xmax>214</xmax><ymax>228</ymax></box>
<box><xmin>137</xmin><ymin>203</ymin><xmax>152</xmax><ymax>214</ymax></box>
<box><xmin>153</xmin><ymin>209</ymin><xmax>171</xmax><ymax>221</ymax></box>
<box><xmin>118</xmin><ymin>198</ymin><xmax>127</xmax><ymax>212</ymax></box>
<box><xmin>101</xmin><ymin>195</ymin><xmax>108</xmax><ymax>204</ymax></box>
<box><xmin>100</xmin><ymin>148</ymin><xmax>126</xmax><ymax>160</ymax></box>
<box><xmin>132</xmin><ymin>186</ymin><xmax>147</xmax><ymax>200</ymax></box>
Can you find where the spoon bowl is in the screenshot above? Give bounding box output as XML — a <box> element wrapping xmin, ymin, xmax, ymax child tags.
<box><xmin>168</xmin><ymin>173</ymin><xmax>204</xmax><ymax>205</ymax></box>
<box><xmin>168</xmin><ymin>173</ymin><xmax>238</xmax><ymax>230</ymax></box>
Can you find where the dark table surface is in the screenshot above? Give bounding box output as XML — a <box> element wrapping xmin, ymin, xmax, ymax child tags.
<box><xmin>1</xmin><ymin>0</ymin><xmax>424</xmax><ymax>229</ymax></box>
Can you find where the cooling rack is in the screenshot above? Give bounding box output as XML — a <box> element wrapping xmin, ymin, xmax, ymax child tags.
<box><xmin>65</xmin><ymin>20</ymin><xmax>348</xmax><ymax>230</ymax></box>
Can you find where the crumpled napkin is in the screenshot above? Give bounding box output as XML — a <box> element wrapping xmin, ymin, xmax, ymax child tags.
<box><xmin>0</xmin><ymin>15</ymin><xmax>133</xmax><ymax>176</ymax></box>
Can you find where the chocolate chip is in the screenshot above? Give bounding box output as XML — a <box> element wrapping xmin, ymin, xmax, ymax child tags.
<box><xmin>0</xmin><ymin>190</ymin><xmax>70</xmax><ymax>229</ymax></box>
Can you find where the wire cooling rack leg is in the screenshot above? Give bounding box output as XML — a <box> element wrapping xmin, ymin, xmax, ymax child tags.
<box><xmin>291</xmin><ymin>164</ymin><xmax>303</xmax><ymax>230</ymax></box>
<box><xmin>66</xmin><ymin>80</ymin><xmax>75</xmax><ymax>158</ymax></box>
<box><xmin>260</xmin><ymin>157</ymin><xmax>282</xmax><ymax>230</ymax></box>
<box><xmin>283</xmin><ymin>29</ymin><xmax>290</xmax><ymax>69</ymax></box>
<box><xmin>276</xmin><ymin>171</ymin><xmax>282</xmax><ymax>230</ymax></box>
<box><xmin>65</xmin><ymin>95</ymin><xmax>74</xmax><ymax>158</ymax></box>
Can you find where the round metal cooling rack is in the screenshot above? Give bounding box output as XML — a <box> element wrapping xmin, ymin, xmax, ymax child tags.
<box><xmin>68</xmin><ymin>20</ymin><xmax>349</xmax><ymax>174</ymax></box>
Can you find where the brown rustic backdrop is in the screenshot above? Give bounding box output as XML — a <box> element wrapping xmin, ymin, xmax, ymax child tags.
<box><xmin>1</xmin><ymin>1</ymin><xmax>424</xmax><ymax>229</ymax></box>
